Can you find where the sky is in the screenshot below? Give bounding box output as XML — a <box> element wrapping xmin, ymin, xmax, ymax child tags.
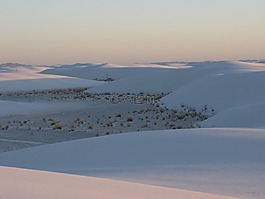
<box><xmin>1</xmin><ymin>0</ymin><xmax>265</xmax><ymax>65</ymax></box>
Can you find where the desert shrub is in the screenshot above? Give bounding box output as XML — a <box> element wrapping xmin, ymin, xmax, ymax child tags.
<box><xmin>127</xmin><ymin>117</ymin><xmax>133</xmax><ymax>122</ymax></box>
<box><xmin>53</xmin><ymin>123</ymin><xmax>62</xmax><ymax>130</ymax></box>
<box><xmin>116</xmin><ymin>113</ymin><xmax>121</xmax><ymax>117</ymax></box>
<box><xmin>50</xmin><ymin>122</ymin><xmax>57</xmax><ymax>126</ymax></box>
<box><xmin>141</xmin><ymin>124</ymin><xmax>149</xmax><ymax>128</ymax></box>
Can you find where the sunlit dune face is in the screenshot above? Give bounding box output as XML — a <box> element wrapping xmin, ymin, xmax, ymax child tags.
<box><xmin>233</xmin><ymin>61</ymin><xmax>265</xmax><ymax>72</ymax></box>
<box><xmin>0</xmin><ymin>66</ymin><xmax>70</xmax><ymax>81</ymax></box>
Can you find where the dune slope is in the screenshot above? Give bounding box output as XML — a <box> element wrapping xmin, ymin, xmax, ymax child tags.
<box><xmin>0</xmin><ymin>166</ymin><xmax>236</xmax><ymax>199</ymax></box>
<box><xmin>0</xmin><ymin>128</ymin><xmax>264</xmax><ymax>198</ymax></box>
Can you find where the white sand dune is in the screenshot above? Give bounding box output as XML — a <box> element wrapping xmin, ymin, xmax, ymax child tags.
<box><xmin>6</xmin><ymin>61</ymin><xmax>265</xmax><ymax>128</ymax></box>
<box><xmin>0</xmin><ymin>63</ymin><xmax>104</xmax><ymax>92</ymax></box>
<box><xmin>1</xmin><ymin>61</ymin><xmax>265</xmax><ymax>198</ymax></box>
<box><xmin>81</xmin><ymin>61</ymin><xmax>265</xmax><ymax>128</ymax></box>
<box><xmin>1</xmin><ymin>128</ymin><xmax>264</xmax><ymax>198</ymax></box>
<box><xmin>158</xmin><ymin>61</ymin><xmax>265</xmax><ymax>128</ymax></box>
<box><xmin>86</xmin><ymin>61</ymin><xmax>265</xmax><ymax>94</ymax></box>
<box><xmin>0</xmin><ymin>78</ymin><xmax>104</xmax><ymax>92</ymax></box>
<box><xmin>161</xmin><ymin>64</ymin><xmax>265</xmax><ymax>112</ymax></box>
<box><xmin>0</xmin><ymin>100</ymin><xmax>89</xmax><ymax>117</ymax></box>
<box><xmin>87</xmin><ymin>68</ymin><xmax>191</xmax><ymax>93</ymax></box>
<box><xmin>201</xmin><ymin>103</ymin><xmax>265</xmax><ymax>128</ymax></box>
<box><xmin>0</xmin><ymin>166</ymin><xmax>236</xmax><ymax>199</ymax></box>
<box><xmin>41</xmin><ymin>62</ymin><xmax>184</xmax><ymax>81</ymax></box>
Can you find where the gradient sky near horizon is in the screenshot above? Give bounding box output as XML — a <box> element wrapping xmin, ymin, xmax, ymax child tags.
<box><xmin>1</xmin><ymin>0</ymin><xmax>265</xmax><ymax>65</ymax></box>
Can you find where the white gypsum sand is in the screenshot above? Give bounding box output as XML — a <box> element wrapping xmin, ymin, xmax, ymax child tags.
<box><xmin>1</xmin><ymin>61</ymin><xmax>265</xmax><ymax>199</ymax></box>
<box><xmin>0</xmin><ymin>128</ymin><xmax>264</xmax><ymax>198</ymax></box>
<box><xmin>0</xmin><ymin>166</ymin><xmax>236</xmax><ymax>199</ymax></box>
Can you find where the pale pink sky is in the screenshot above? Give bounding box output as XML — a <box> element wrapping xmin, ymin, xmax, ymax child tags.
<box><xmin>1</xmin><ymin>0</ymin><xmax>265</xmax><ymax>65</ymax></box>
